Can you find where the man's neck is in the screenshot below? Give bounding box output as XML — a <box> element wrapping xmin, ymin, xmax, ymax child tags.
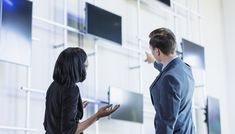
<box><xmin>161</xmin><ymin>55</ymin><xmax>176</xmax><ymax>64</ymax></box>
<box><xmin>160</xmin><ymin>55</ymin><xmax>177</xmax><ymax>70</ymax></box>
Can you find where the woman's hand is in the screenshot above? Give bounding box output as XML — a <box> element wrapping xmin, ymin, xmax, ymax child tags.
<box><xmin>82</xmin><ymin>101</ymin><xmax>89</xmax><ymax>109</ymax></box>
<box><xmin>95</xmin><ymin>104</ymin><xmax>120</xmax><ymax>120</ymax></box>
<box><xmin>75</xmin><ymin>104</ymin><xmax>120</xmax><ymax>134</ymax></box>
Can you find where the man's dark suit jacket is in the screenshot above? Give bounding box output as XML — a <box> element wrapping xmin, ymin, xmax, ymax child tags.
<box><xmin>150</xmin><ymin>58</ymin><xmax>195</xmax><ymax>134</ymax></box>
<box><xmin>44</xmin><ymin>81</ymin><xmax>83</xmax><ymax>134</ymax></box>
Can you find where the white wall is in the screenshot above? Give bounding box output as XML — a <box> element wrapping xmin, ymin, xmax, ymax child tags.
<box><xmin>222</xmin><ymin>0</ymin><xmax>235</xmax><ymax>132</ymax></box>
<box><xmin>199</xmin><ymin>0</ymin><xmax>231</xmax><ymax>133</ymax></box>
<box><xmin>0</xmin><ymin>0</ymin><xmax>232</xmax><ymax>133</ymax></box>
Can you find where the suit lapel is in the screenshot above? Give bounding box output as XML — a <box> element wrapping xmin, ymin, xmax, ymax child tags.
<box><xmin>150</xmin><ymin>72</ymin><xmax>162</xmax><ymax>89</ymax></box>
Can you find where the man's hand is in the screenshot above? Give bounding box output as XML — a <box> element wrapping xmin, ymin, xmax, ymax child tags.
<box><xmin>145</xmin><ymin>52</ymin><xmax>155</xmax><ymax>64</ymax></box>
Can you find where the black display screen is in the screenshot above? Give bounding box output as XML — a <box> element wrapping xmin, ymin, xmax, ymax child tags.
<box><xmin>86</xmin><ymin>3</ymin><xmax>122</xmax><ymax>44</ymax></box>
<box><xmin>2</xmin><ymin>0</ymin><xmax>32</xmax><ymax>38</ymax></box>
<box><xmin>159</xmin><ymin>0</ymin><xmax>171</xmax><ymax>6</ymax></box>
<box><xmin>109</xmin><ymin>87</ymin><xmax>143</xmax><ymax>123</ymax></box>
<box><xmin>0</xmin><ymin>0</ymin><xmax>32</xmax><ymax>65</ymax></box>
<box><xmin>207</xmin><ymin>96</ymin><xmax>221</xmax><ymax>134</ymax></box>
<box><xmin>182</xmin><ymin>38</ymin><xmax>205</xmax><ymax>69</ymax></box>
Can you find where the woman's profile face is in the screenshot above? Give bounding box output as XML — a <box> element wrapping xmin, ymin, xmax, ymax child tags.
<box><xmin>84</xmin><ymin>60</ymin><xmax>88</xmax><ymax>70</ymax></box>
<box><xmin>78</xmin><ymin>59</ymin><xmax>88</xmax><ymax>83</ymax></box>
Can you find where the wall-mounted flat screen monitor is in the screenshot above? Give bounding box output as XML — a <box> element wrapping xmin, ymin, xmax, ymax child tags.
<box><xmin>86</xmin><ymin>3</ymin><xmax>122</xmax><ymax>45</ymax></box>
<box><xmin>0</xmin><ymin>0</ymin><xmax>32</xmax><ymax>66</ymax></box>
<box><xmin>158</xmin><ymin>0</ymin><xmax>171</xmax><ymax>6</ymax></box>
<box><xmin>207</xmin><ymin>96</ymin><xmax>221</xmax><ymax>134</ymax></box>
<box><xmin>181</xmin><ymin>38</ymin><xmax>205</xmax><ymax>69</ymax></box>
<box><xmin>108</xmin><ymin>87</ymin><xmax>143</xmax><ymax>123</ymax></box>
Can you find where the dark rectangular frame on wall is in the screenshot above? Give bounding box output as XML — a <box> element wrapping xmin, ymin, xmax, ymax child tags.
<box><xmin>206</xmin><ymin>96</ymin><xmax>221</xmax><ymax>134</ymax></box>
<box><xmin>85</xmin><ymin>2</ymin><xmax>122</xmax><ymax>45</ymax></box>
<box><xmin>158</xmin><ymin>0</ymin><xmax>171</xmax><ymax>6</ymax></box>
<box><xmin>108</xmin><ymin>87</ymin><xmax>143</xmax><ymax>123</ymax></box>
<box><xmin>0</xmin><ymin>0</ymin><xmax>33</xmax><ymax>66</ymax></box>
<box><xmin>181</xmin><ymin>38</ymin><xmax>205</xmax><ymax>69</ymax></box>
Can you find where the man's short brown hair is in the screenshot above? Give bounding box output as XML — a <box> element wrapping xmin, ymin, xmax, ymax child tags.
<box><xmin>149</xmin><ymin>28</ymin><xmax>176</xmax><ymax>55</ymax></box>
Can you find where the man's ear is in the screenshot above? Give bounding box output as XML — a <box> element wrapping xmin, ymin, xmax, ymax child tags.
<box><xmin>153</xmin><ymin>48</ymin><xmax>157</xmax><ymax>55</ymax></box>
<box><xmin>158</xmin><ymin>49</ymin><xmax>161</xmax><ymax>56</ymax></box>
<box><xmin>154</xmin><ymin>48</ymin><xmax>160</xmax><ymax>56</ymax></box>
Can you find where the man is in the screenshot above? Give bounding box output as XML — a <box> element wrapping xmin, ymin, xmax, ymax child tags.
<box><xmin>145</xmin><ymin>28</ymin><xmax>195</xmax><ymax>134</ymax></box>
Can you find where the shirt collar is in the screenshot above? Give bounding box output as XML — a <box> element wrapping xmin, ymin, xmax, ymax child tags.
<box><xmin>162</xmin><ymin>55</ymin><xmax>178</xmax><ymax>71</ymax></box>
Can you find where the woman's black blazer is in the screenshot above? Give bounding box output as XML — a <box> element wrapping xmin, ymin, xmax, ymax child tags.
<box><xmin>44</xmin><ymin>81</ymin><xmax>83</xmax><ymax>134</ymax></box>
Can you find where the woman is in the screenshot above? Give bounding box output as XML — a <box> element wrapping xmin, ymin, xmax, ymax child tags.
<box><xmin>44</xmin><ymin>47</ymin><xmax>120</xmax><ymax>134</ymax></box>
